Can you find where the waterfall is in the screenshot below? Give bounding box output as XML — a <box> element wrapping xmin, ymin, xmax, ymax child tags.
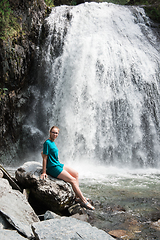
<box><xmin>24</xmin><ymin>3</ymin><xmax>160</xmax><ymax>168</ymax></box>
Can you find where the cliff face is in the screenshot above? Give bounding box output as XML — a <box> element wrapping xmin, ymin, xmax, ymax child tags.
<box><xmin>0</xmin><ymin>0</ymin><xmax>50</xmax><ymax>165</ymax></box>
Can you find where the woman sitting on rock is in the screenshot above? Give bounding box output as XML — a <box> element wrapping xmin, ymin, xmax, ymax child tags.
<box><xmin>40</xmin><ymin>125</ymin><xmax>95</xmax><ymax>210</ymax></box>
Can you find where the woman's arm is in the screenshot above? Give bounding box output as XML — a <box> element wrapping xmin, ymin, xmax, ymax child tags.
<box><xmin>40</xmin><ymin>152</ymin><xmax>48</xmax><ymax>180</ymax></box>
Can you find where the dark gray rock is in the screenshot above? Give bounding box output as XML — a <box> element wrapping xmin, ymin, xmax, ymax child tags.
<box><xmin>68</xmin><ymin>203</ymin><xmax>85</xmax><ymax>215</ymax></box>
<box><xmin>32</xmin><ymin>217</ymin><xmax>115</xmax><ymax>240</ymax></box>
<box><xmin>15</xmin><ymin>161</ymin><xmax>75</xmax><ymax>212</ymax></box>
<box><xmin>0</xmin><ymin>178</ymin><xmax>39</xmax><ymax>239</ymax></box>
<box><xmin>0</xmin><ymin>214</ymin><xmax>14</xmax><ymax>230</ymax></box>
<box><xmin>0</xmin><ymin>0</ymin><xmax>51</xmax><ymax>165</ymax></box>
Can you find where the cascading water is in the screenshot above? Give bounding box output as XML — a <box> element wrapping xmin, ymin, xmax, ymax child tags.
<box><xmin>25</xmin><ymin>2</ymin><xmax>160</xmax><ymax>169</ymax></box>
<box><xmin>10</xmin><ymin>4</ymin><xmax>160</xmax><ymax>238</ymax></box>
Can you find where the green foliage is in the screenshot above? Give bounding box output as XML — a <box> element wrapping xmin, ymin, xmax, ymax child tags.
<box><xmin>99</xmin><ymin>0</ymin><xmax>132</xmax><ymax>4</ymax></box>
<box><xmin>0</xmin><ymin>0</ymin><xmax>20</xmax><ymax>41</ymax></box>
<box><xmin>0</xmin><ymin>88</ymin><xmax>8</xmax><ymax>101</ymax></box>
<box><xmin>144</xmin><ymin>6</ymin><xmax>160</xmax><ymax>23</ymax></box>
<box><xmin>70</xmin><ymin>0</ymin><xmax>77</xmax><ymax>5</ymax></box>
<box><xmin>44</xmin><ymin>0</ymin><xmax>55</xmax><ymax>7</ymax></box>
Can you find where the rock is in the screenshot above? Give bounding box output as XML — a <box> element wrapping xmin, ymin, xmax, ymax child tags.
<box><xmin>15</xmin><ymin>161</ymin><xmax>42</xmax><ymax>188</ymax></box>
<box><xmin>151</xmin><ymin>219</ymin><xmax>160</xmax><ymax>230</ymax></box>
<box><xmin>0</xmin><ymin>170</ymin><xmax>3</xmax><ymax>178</ymax></box>
<box><xmin>32</xmin><ymin>217</ymin><xmax>115</xmax><ymax>240</ymax></box>
<box><xmin>15</xmin><ymin>161</ymin><xmax>75</xmax><ymax>212</ymax></box>
<box><xmin>70</xmin><ymin>213</ymin><xmax>89</xmax><ymax>222</ymax></box>
<box><xmin>0</xmin><ymin>214</ymin><xmax>14</xmax><ymax>230</ymax></box>
<box><xmin>23</xmin><ymin>189</ymin><xmax>30</xmax><ymax>200</ymax></box>
<box><xmin>0</xmin><ymin>164</ymin><xmax>22</xmax><ymax>191</ymax></box>
<box><xmin>68</xmin><ymin>203</ymin><xmax>85</xmax><ymax>215</ymax></box>
<box><xmin>44</xmin><ymin>210</ymin><xmax>61</xmax><ymax>220</ymax></box>
<box><xmin>0</xmin><ymin>0</ymin><xmax>51</xmax><ymax>165</ymax></box>
<box><xmin>108</xmin><ymin>229</ymin><xmax>129</xmax><ymax>239</ymax></box>
<box><xmin>0</xmin><ymin>178</ymin><xmax>39</xmax><ymax>239</ymax></box>
<box><xmin>0</xmin><ymin>230</ymin><xmax>26</xmax><ymax>240</ymax></box>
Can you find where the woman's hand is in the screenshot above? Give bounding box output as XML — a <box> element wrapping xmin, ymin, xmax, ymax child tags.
<box><xmin>40</xmin><ymin>173</ymin><xmax>47</xmax><ymax>180</ymax></box>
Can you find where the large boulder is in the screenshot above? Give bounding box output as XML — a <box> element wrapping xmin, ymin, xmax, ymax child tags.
<box><xmin>0</xmin><ymin>230</ymin><xmax>26</xmax><ymax>240</ymax></box>
<box><xmin>0</xmin><ymin>178</ymin><xmax>39</xmax><ymax>239</ymax></box>
<box><xmin>15</xmin><ymin>161</ymin><xmax>75</xmax><ymax>212</ymax></box>
<box><xmin>32</xmin><ymin>217</ymin><xmax>115</xmax><ymax>240</ymax></box>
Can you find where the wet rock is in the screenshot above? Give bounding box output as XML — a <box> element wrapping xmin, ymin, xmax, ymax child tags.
<box><xmin>0</xmin><ymin>178</ymin><xmax>39</xmax><ymax>239</ymax></box>
<box><xmin>151</xmin><ymin>219</ymin><xmax>160</xmax><ymax>230</ymax></box>
<box><xmin>32</xmin><ymin>217</ymin><xmax>115</xmax><ymax>240</ymax></box>
<box><xmin>15</xmin><ymin>161</ymin><xmax>75</xmax><ymax>212</ymax></box>
<box><xmin>0</xmin><ymin>0</ymin><xmax>51</xmax><ymax>164</ymax></box>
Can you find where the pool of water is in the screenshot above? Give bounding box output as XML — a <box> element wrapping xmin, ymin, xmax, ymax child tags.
<box><xmin>75</xmin><ymin>164</ymin><xmax>160</xmax><ymax>239</ymax></box>
<box><xmin>6</xmin><ymin>162</ymin><xmax>160</xmax><ymax>239</ymax></box>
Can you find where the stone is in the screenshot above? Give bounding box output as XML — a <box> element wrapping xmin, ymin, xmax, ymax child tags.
<box><xmin>0</xmin><ymin>230</ymin><xmax>26</xmax><ymax>240</ymax></box>
<box><xmin>0</xmin><ymin>0</ymin><xmax>51</xmax><ymax>165</ymax></box>
<box><xmin>68</xmin><ymin>203</ymin><xmax>85</xmax><ymax>215</ymax></box>
<box><xmin>70</xmin><ymin>213</ymin><xmax>89</xmax><ymax>222</ymax></box>
<box><xmin>0</xmin><ymin>170</ymin><xmax>3</xmax><ymax>178</ymax></box>
<box><xmin>44</xmin><ymin>210</ymin><xmax>61</xmax><ymax>220</ymax></box>
<box><xmin>0</xmin><ymin>178</ymin><xmax>39</xmax><ymax>239</ymax></box>
<box><xmin>15</xmin><ymin>161</ymin><xmax>75</xmax><ymax>212</ymax></box>
<box><xmin>0</xmin><ymin>214</ymin><xmax>14</xmax><ymax>230</ymax></box>
<box><xmin>108</xmin><ymin>229</ymin><xmax>129</xmax><ymax>239</ymax></box>
<box><xmin>32</xmin><ymin>217</ymin><xmax>115</xmax><ymax>240</ymax></box>
<box><xmin>151</xmin><ymin>219</ymin><xmax>160</xmax><ymax>230</ymax></box>
<box><xmin>0</xmin><ymin>164</ymin><xmax>22</xmax><ymax>191</ymax></box>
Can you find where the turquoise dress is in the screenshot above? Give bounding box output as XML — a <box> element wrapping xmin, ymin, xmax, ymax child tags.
<box><xmin>43</xmin><ymin>139</ymin><xmax>64</xmax><ymax>178</ymax></box>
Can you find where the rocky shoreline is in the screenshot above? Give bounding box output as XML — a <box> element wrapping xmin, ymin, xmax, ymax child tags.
<box><xmin>0</xmin><ymin>162</ymin><xmax>114</xmax><ymax>239</ymax></box>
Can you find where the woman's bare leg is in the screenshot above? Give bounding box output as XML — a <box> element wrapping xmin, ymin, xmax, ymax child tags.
<box><xmin>57</xmin><ymin>169</ymin><xmax>87</xmax><ymax>203</ymax></box>
<box><xmin>63</xmin><ymin>165</ymin><xmax>79</xmax><ymax>187</ymax></box>
<box><xmin>57</xmin><ymin>169</ymin><xmax>95</xmax><ymax>210</ymax></box>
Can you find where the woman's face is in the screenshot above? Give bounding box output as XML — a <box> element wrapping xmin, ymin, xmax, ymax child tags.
<box><xmin>50</xmin><ymin>127</ymin><xmax>59</xmax><ymax>141</ymax></box>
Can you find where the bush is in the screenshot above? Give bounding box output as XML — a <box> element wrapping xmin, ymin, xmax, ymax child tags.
<box><xmin>44</xmin><ymin>0</ymin><xmax>55</xmax><ymax>7</ymax></box>
<box><xmin>0</xmin><ymin>0</ymin><xmax>20</xmax><ymax>40</ymax></box>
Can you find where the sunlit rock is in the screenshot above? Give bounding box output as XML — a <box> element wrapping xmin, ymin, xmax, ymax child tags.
<box><xmin>44</xmin><ymin>210</ymin><xmax>61</xmax><ymax>220</ymax></box>
<box><xmin>32</xmin><ymin>217</ymin><xmax>115</xmax><ymax>240</ymax></box>
<box><xmin>151</xmin><ymin>219</ymin><xmax>160</xmax><ymax>230</ymax></box>
<box><xmin>0</xmin><ymin>230</ymin><xmax>26</xmax><ymax>240</ymax></box>
<box><xmin>0</xmin><ymin>170</ymin><xmax>3</xmax><ymax>178</ymax></box>
<box><xmin>0</xmin><ymin>178</ymin><xmax>39</xmax><ymax>239</ymax></box>
<box><xmin>108</xmin><ymin>229</ymin><xmax>129</xmax><ymax>239</ymax></box>
<box><xmin>15</xmin><ymin>161</ymin><xmax>75</xmax><ymax>212</ymax></box>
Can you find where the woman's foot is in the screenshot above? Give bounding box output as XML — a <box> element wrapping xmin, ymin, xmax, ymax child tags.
<box><xmin>75</xmin><ymin>197</ymin><xmax>95</xmax><ymax>210</ymax></box>
<box><xmin>82</xmin><ymin>201</ymin><xmax>95</xmax><ymax>210</ymax></box>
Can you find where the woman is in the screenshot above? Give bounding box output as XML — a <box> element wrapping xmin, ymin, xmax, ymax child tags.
<box><xmin>40</xmin><ymin>126</ymin><xmax>95</xmax><ymax>210</ymax></box>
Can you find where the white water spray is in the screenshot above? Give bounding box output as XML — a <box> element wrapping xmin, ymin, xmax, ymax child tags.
<box><xmin>27</xmin><ymin>3</ymin><xmax>160</xmax><ymax>169</ymax></box>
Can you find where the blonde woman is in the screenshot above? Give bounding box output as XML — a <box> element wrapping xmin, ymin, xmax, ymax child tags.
<box><xmin>40</xmin><ymin>126</ymin><xmax>95</xmax><ymax>210</ymax></box>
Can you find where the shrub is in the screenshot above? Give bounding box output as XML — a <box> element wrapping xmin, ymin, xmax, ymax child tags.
<box><xmin>0</xmin><ymin>0</ymin><xmax>20</xmax><ymax>41</ymax></box>
<box><xmin>44</xmin><ymin>0</ymin><xmax>55</xmax><ymax>7</ymax></box>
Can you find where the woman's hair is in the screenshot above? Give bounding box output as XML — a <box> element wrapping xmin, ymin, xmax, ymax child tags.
<box><xmin>49</xmin><ymin>126</ymin><xmax>60</xmax><ymax>133</ymax></box>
